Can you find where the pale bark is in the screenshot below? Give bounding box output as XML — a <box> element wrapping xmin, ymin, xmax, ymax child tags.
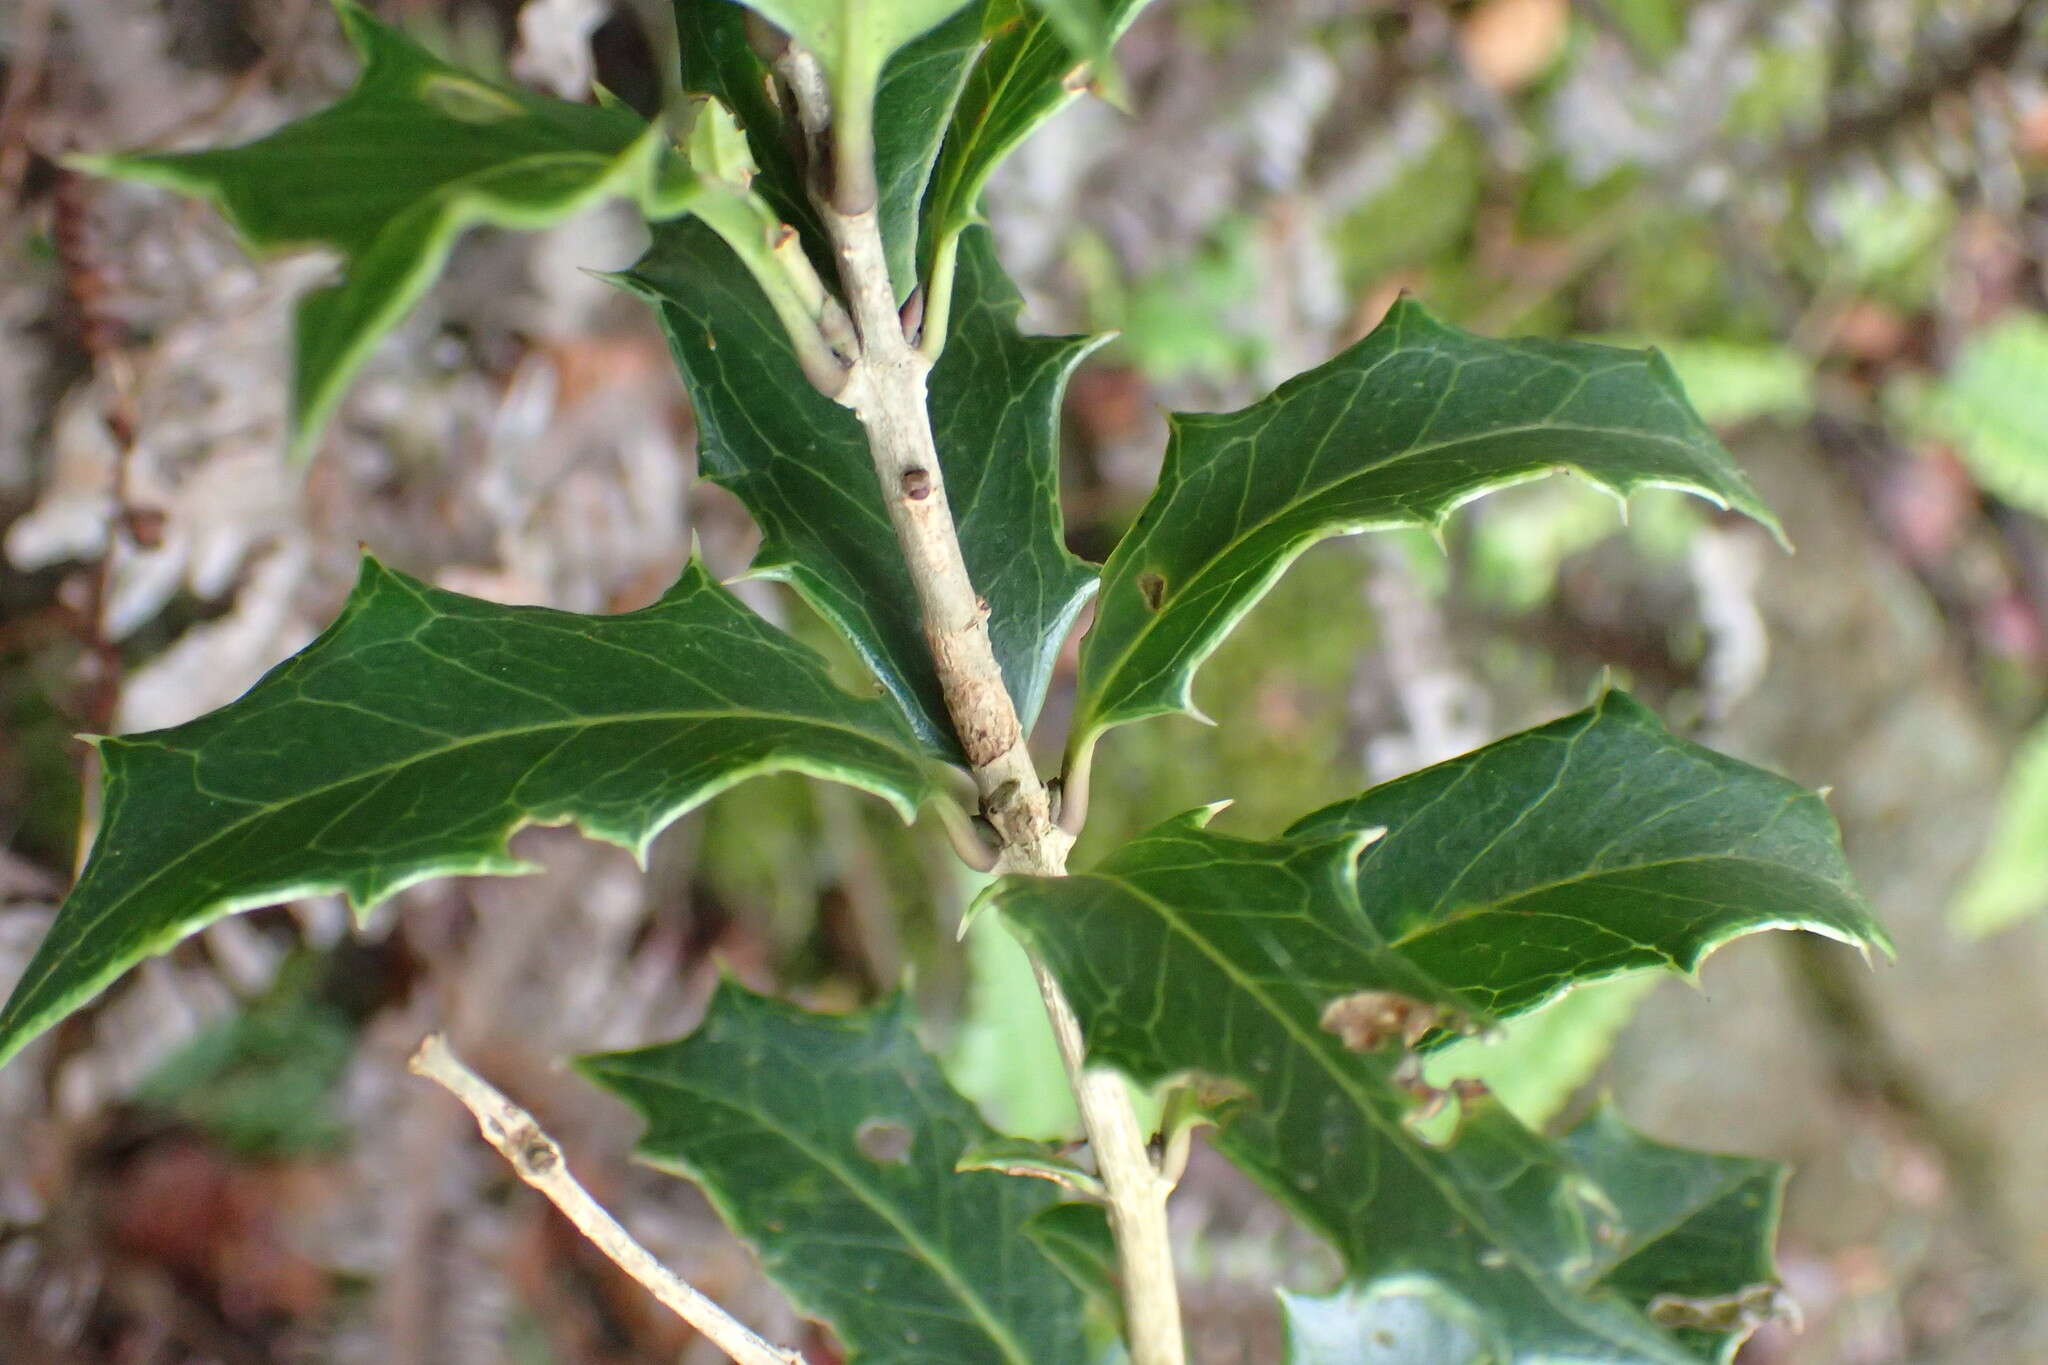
<box><xmin>409</xmin><ymin>1035</ymin><xmax>807</xmax><ymax>1365</ymax></box>
<box><xmin>796</xmin><ymin>56</ymin><xmax>1188</xmax><ymax>1362</ymax></box>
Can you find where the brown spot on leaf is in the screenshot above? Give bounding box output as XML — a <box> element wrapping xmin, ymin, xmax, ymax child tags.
<box><xmin>1320</xmin><ymin>990</ymin><xmax>1443</xmax><ymax>1052</ymax></box>
<box><xmin>1648</xmin><ymin>1283</ymin><xmax>1798</xmax><ymax>1334</ymax></box>
<box><xmin>1138</xmin><ymin>572</ymin><xmax>1167</xmax><ymax>611</ymax></box>
<box><xmin>855</xmin><ymin>1118</ymin><xmax>913</xmax><ymax>1164</ymax></box>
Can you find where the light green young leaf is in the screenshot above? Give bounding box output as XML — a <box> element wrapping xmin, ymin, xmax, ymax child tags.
<box><xmin>1951</xmin><ymin>718</ymin><xmax>2048</xmax><ymax>936</ymax></box>
<box><xmin>723</xmin><ymin>0</ymin><xmax>973</xmax><ymax>210</ymax></box>
<box><xmin>673</xmin><ymin>0</ymin><xmax>822</xmax><ymax>245</ymax></box>
<box><xmin>730</xmin><ymin>0</ymin><xmax>973</xmax><ymax>84</ymax></box>
<box><xmin>1068</xmin><ymin>300</ymin><xmax>1783</xmax><ymax>752</ymax></box>
<box><xmin>1288</xmin><ymin>690</ymin><xmax>1891</xmax><ymax>1016</ymax></box>
<box><xmin>83</xmin><ymin>2</ymin><xmax>703</xmax><ymax>459</ymax></box>
<box><xmin>580</xmin><ymin>983</ymin><xmax>1102</xmax><ymax>1364</ymax></box>
<box><xmin>920</xmin><ymin>0</ymin><xmax>1153</xmax><ymax>343</ymax></box>
<box><xmin>1895</xmin><ymin>311</ymin><xmax>2048</xmax><ymax>519</ymax></box>
<box><xmin>0</xmin><ymin>561</ymin><xmax>933</xmax><ymax>1070</ymax></box>
<box><xmin>672</xmin><ymin>0</ymin><xmax>985</xmax><ymax>298</ymax></box>
<box><xmin>622</xmin><ymin>221</ymin><xmax>1097</xmax><ymax>758</ymax></box>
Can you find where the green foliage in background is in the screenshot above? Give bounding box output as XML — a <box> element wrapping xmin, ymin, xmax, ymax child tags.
<box><xmin>1896</xmin><ymin>313</ymin><xmax>2048</xmax><ymax>521</ymax></box>
<box><xmin>135</xmin><ymin>956</ymin><xmax>357</xmax><ymax>1157</ymax></box>
<box><xmin>1951</xmin><ymin>718</ymin><xmax>2048</xmax><ymax>937</ymax></box>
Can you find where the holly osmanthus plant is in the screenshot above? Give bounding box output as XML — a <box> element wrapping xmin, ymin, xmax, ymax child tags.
<box><xmin>1</xmin><ymin>2</ymin><xmax>1892</xmax><ymax>1362</ymax></box>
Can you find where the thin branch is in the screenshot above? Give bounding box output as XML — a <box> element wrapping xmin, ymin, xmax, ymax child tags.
<box><xmin>408</xmin><ymin>1035</ymin><xmax>808</xmax><ymax>1365</ymax></box>
<box><xmin>780</xmin><ymin>46</ymin><xmax>1189</xmax><ymax>1365</ymax></box>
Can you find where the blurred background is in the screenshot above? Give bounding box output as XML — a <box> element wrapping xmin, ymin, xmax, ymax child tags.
<box><xmin>2</xmin><ymin>0</ymin><xmax>2047</xmax><ymax>1360</ymax></box>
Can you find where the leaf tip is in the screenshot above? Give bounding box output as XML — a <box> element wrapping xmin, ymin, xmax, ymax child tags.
<box><xmin>1339</xmin><ymin>823</ymin><xmax>1388</xmax><ymax>866</ymax></box>
<box><xmin>348</xmin><ymin>548</ymin><xmax>400</xmax><ymax>594</ymax></box>
<box><xmin>0</xmin><ymin>998</ymin><xmax>55</xmax><ymax>1074</ymax></box>
<box><xmin>328</xmin><ymin>0</ymin><xmax>387</xmax><ymax>53</ymax></box>
<box><xmin>1179</xmin><ymin>800</ymin><xmax>1233</xmax><ymax>831</ymax></box>
<box><xmin>60</xmin><ymin>150</ymin><xmax>124</xmax><ymax>178</ymax></box>
<box><xmin>582</xmin><ymin>266</ymin><xmax>641</xmax><ymax>294</ymax></box>
<box><xmin>1852</xmin><ymin>920</ymin><xmax>1900</xmax><ymax>965</ymax></box>
<box><xmin>961</xmin><ymin>880</ymin><xmax>1006</xmax><ymax>937</ymax></box>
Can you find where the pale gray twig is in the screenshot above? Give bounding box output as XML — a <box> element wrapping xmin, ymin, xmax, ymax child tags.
<box><xmin>408</xmin><ymin>1035</ymin><xmax>807</xmax><ymax>1365</ymax></box>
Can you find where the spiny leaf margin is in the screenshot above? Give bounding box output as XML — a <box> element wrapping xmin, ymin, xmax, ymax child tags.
<box><xmin>1069</xmin><ymin>298</ymin><xmax>1785</xmax><ymax>750</ymax></box>
<box><xmin>991</xmin><ymin>809</ymin><xmax>1704</xmax><ymax>1362</ymax></box>
<box><xmin>1288</xmin><ymin>689</ymin><xmax>1893</xmax><ymax>1016</ymax></box>
<box><xmin>990</xmin><ymin>694</ymin><xmax>1888</xmax><ymax>1363</ymax></box>
<box><xmin>81</xmin><ymin>2</ymin><xmax>706</xmax><ymax>459</ymax></box>
<box><xmin>580</xmin><ymin>980</ymin><xmax>1105</xmax><ymax>1364</ymax></box>
<box><xmin>0</xmin><ymin>559</ymin><xmax>934</xmax><ymax>1069</ymax></box>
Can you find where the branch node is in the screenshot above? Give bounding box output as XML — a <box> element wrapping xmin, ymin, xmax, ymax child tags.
<box><xmin>785</xmin><ymin>37</ymin><xmax>1189</xmax><ymax>1360</ymax></box>
<box><xmin>983</xmin><ymin>777</ymin><xmax>1021</xmax><ymax>818</ymax></box>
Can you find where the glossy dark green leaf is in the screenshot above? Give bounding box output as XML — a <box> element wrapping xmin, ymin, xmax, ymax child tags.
<box><xmin>580</xmin><ymin>982</ymin><xmax>1100</xmax><ymax>1364</ymax></box>
<box><xmin>1282</xmin><ymin>1107</ymin><xmax>1790</xmax><ymax>1365</ymax></box>
<box><xmin>921</xmin><ymin>0</ymin><xmax>1153</xmax><ymax>302</ymax></box>
<box><xmin>0</xmin><ymin>561</ymin><xmax>932</xmax><ymax>1069</ymax></box>
<box><xmin>1069</xmin><ymin>299</ymin><xmax>1784</xmax><ymax>749</ymax></box>
<box><xmin>1282</xmin><ymin>1108</ymin><xmax>1790</xmax><ymax>1364</ymax></box>
<box><xmin>623</xmin><ymin>220</ymin><xmax>1096</xmax><ymax>757</ymax></box>
<box><xmin>1288</xmin><ymin>690</ymin><xmax>1893</xmax><ymax>1016</ymax></box>
<box><xmin>991</xmin><ymin>745</ymin><xmax>1885</xmax><ymax>1362</ymax></box>
<box><xmin>672</xmin><ymin>0</ymin><xmax>984</xmax><ymax>298</ymax></box>
<box><xmin>1559</xmin><ymin>1105</ymin><xmax>1789</xmax><ymax>1364</ymax></box>
<box><xmin>873</xmin><ymin>7</ymin><xmax>987</xmax><ymax>296</ymax></box>
<box><xmin>82</xmin><ymin>2</ymin><xmax>702</xmax><ymax>459</ymax></box>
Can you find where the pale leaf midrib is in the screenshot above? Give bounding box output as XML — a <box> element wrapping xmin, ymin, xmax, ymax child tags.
<box><xmin>14</xmin><ymin>705</ymin><xmax>914</xmax><ymax>1020</ymax></box>
<box><xmin>1034</xmin><ymin>868</ymin><xmax>1692</xmax><ymax>1361</ymax></box>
